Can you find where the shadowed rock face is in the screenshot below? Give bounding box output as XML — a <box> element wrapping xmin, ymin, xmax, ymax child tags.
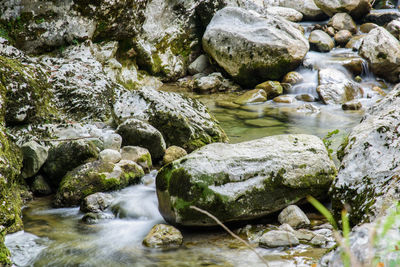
<box><xmin>202</xmin><ymin>7</ymin><xmax>309</xmax><ymax>88</ymax></box>
<box><xmin>156</xmin><ymin>134</ymin><xmax>336</xmax><ymax>227</ymax></box>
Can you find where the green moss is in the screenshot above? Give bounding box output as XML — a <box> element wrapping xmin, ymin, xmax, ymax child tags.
<box><xmin>337</xmin><ymin>135</ymin><xmax>349</xmax><ymax>162</ymax></box>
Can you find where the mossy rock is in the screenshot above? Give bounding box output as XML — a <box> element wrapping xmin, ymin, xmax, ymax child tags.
<box><xmin>156</xmin><ymin>134</ymin><xmax>336</xmax><ymax>226</ymax></box>
<box><xmin>0</xmin><ymin>55</ymin><xmax>55</xmax><ymax>125</ymax></box>
<box><xmin>54</xmin><ymin>160</ymin><xmax>144</xmax><ymax>207</ymax></box>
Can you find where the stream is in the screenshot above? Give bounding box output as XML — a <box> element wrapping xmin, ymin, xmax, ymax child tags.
<box><xmin>4</xmin><ymin>27</ymin><xmax>394</xmax><ymax>267</ymax></box>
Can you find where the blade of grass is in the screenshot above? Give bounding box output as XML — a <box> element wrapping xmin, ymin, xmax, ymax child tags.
<box><xmin>307</xmin><ymin>195</ymin><xmax>338</xmax><ymax>230</ymax></box>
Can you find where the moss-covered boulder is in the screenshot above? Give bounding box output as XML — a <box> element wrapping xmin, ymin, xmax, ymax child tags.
<box><xmin>331</xmin><ymin>84</ymin><xmax>400</xmax><ymax>225</ymax></box>
<box><xmin>0</xmin><ymin>55</ymin><xmax>54</xmax><ymax>125</ymax></box>
<box><xmin>202</xmin><ymin>7</ymin><xmax>309</xmax><ymax>88</ymax></box>
<box><xmin>156</xmin><ymin>134</ymin><xmax>336</xmax><ymax>227</ymax></box>
<box><xmin>113</xmin><ymin>88</ymin><xmax>227</xmax><ymax>152</ymax></box>
<box><xmin>54</xmin><ymin>160</ymin><xmax>144</xmax><ymax>207</ymax></box>
<box><xmin>0</xmin><ymin>125</ymin><xmax>23</xmax><ymax>266</ymax></box>
<box><xmin>42</xmin><ymin>140</ymin><xmax>99</xmax><ymax>189</ymax></box>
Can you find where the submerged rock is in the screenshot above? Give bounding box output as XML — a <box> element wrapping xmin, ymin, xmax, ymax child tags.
<box><xmin>156</xmin><ymin>134</ymin><xmax>336</xmax><ymax>226</ymax></box>
<box><xmin>359</xmin><ymin>27</ymin><xmax>400</xmax><ymax>83</ymax></box>
<box><xmin>113</xmin><ymin>88</ymin><xmax>227</xmax><ymax>152</ymax></box>
<box><xmin>202</xmin><ymin>7</ymin><xmax>309</xmax><ymax>87</ymax></box>
<box><xmin>55</xmin><ymin>160</ymin><xmax>144</xmax><ymax>207</ymax></box>
<box><xmin>331</xmin><ymin>84</ymin><xmax>400</xmax><ymax>224</ymax></box>
<box><xmin>142</xmin><ymin>224</ymin><xmax>183</xmax><ymax>249</ymax></box>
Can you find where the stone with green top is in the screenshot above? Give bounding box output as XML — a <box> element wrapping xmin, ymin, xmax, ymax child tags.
<box><xmin>156</xmin><ymin>134</ymin><xmax>336</xmax><ymax>227</ymax></box>
<box><xmin>255</xmin><ymin>81</ymin><xmax>283</xmax><ymax>99</ymax></box>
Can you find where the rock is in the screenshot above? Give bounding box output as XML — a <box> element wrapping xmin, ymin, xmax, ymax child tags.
<box><xmin>42</xmin><ymin>140</ymin><xmax>99</xmax><ymax>189</ymax></box>
<box><xmin>325</xmin><ymin>26</ymin><xmax>336</xmax><ymax>37</ymax></box>
<box><xmin>309</xmin><ymin>30</ymin><xmax>335</xmax><ymax>52</ymax></box>
<box><xmin>266</xmin><ymin>6</ymin><xmax>303</xmax><ymax>22</ymax></box>
<box><xmin>113</xmin><ymin>88</ymin><xmax>228</xmax><ymax>152</ymax></box>
<box><xmin>310</xmin><ymin>233</ymin><xmax>329</xmax><ymax>247</ymax></box>
<box><xmin>328</xmin><ymin>13</ymin><xmax>357</xmax><ymax>34</ymax></box>
<box><xmin>100</xmin><ymin>133</ymin><xmax>122</xmax><ymax>151</ymax></box>
<box><xmin>234</xmin><ymin>89</ymin><xmax>267</xmax><ymax>105</ymax></box>
<box><xmin>297</xmin><ymin>103</ymin><xmax>321</xmax><ymax>113</ymax></box>
<box><xmin>0</xmin><ymin>55</ymin><xmax>54</xmax><ymax>125</ymax></box>
<box><xmin>193</xmin><ymin>73</ymin><xmax>222</xmax><ymax>93</ymax></box>
<box><xmin>373</xmin><ymin>0</ymin><xmax>397</xmax><ymax>9</ymax></box>
<box><xmin>359</xmin><ymin>27</ymin><xmax>400</xmax><ymax>83</ymax></box>
<box><xmin>276</xmin><ymin>0</ymin><xmax>327</xmax><ymax>20</ymax></box>
<box><xmin>279</xmin><ymin>223</ymin><xmax>295</xmax><ymax>233</ymax></box>
<box><xmin>215</xmin><ymin>101</ymin><xmax>241</xmax><ymax>109</ymax></box>
<box><xmin>80</xmin><ymin>192</ymin><xmax>114</xmax><ymax>213</ymax></box>
<box><xmin>345</xmin><ymin>35</ymin><xmax>366</xmax><ymax>51</ymax></box>
<box><xmin>334</xmin><ymin>30</ymin><xmax>352</xmax><ymax>46</ymax></box>
<box><xmin>386</xmin><ymin>19</ymin><xmax>400</xmax><ymax>40</ymax></box>
<box><xmin>331</xmin><ymin>84</ymin><xmax>400</xmax><ymax>224</ymax></box>
<box><xmin>317</xmin><ymin>68</ymin><xmax>363</xmax><ymax>104</ymax></box>
<box><xmin>143</xmin><ymin>224</ymin><xmax>183</xmax><ymax>249</ymax></box>
<box><xmin>117</xmin><ymin>118</ymin><xmax>166</xmax><ymax>160</ymax></box>
<box><xmin>273</xmin><ymin>95</ymin><xmax>296</xmax><ymax>103</ymax></box>
<box><xmin>81</xmin><ymin>212</ymin><xmax>114</xmax><ymax>224</ymax></box>
<box><xmin>342</xmin><ymin>100</ymin><xmax>362</xmax><ymax>110</ymax></box>
<box><xmin>259</xmin><ymin>230</ymin><xmax>299</xmax><ymax>248</ymax></box>
<box><xmin>99</xmin><ymin>149</ymin><xmax>121</xmax><ymax>163</ymax></box>
<box><xmin>188</xmin><ymin>55</ymin><xmax>210</xmax><ymax>75</ymax></box>
<box><xmin>294</xmin><ymin>229</ymin><xmax>316</xmax><ymax>241</ymax></box>
<box><xmin>156</xmin><ymin>134</ymin><xmax>336</xmax><ymax>226</ymax></box>
<box><xmin>295</xmin><ymin>94</ymin><xmax>317</xmax><ymax>102</ymax></box>
<box><xmin>55</xmin><ymin>160</ymin><xmax>144</xmax><ymax>207</ymax></box>
<box><xmin>313</xmin><ymin>0</ymin><xmax>371</xmax><ymax>19</ymax></box>
<box><xmin>365</xmin><ymin>10</ymin><xmax>400</xmax><ymax>26</ymax></box>
<box><xmin>31</xmin><ymin>175</ymin><xmax>52</xmax><ymax>196</ymax></box>
<box><xmin>360</xmin><ymin>23</ymin><xmax>378</xmax><ymax>33</ymax></box>
<box><xmin>372</xmin><ymin>86</ymin><xmax>386</xmax><ymax>96</ymax></box>
<box><xmin>202</xmin><ymin>7</ymin><xmax>309</xmax><ymax>87</ymax></box>
<box><xmin>120</xmin><ymin>146</ymin><xmax>152</xmax><ymax>172</ymax></box>
<box><xmin>20</xmin><ymin>141</ymin><xmax>48</xmax><ymax>179</ymax></box>
<box><xmin>163</xmin><ymin>146</ymin><xmax>187</xmax><ymax>165</ymax></box>
<box><xmin>278</xmin><ymin>205</ymin><xmax>311</xmax><ymax>229</ymax></box>
<box><xmin>255</xmin><ymin>81</ymin><xmax>283</xmax><ymax>99</ymax></box>
<box><xmin>282</xmin><ymin>72</ymin><xmax>303</xmax><ymax>85</ymax></box>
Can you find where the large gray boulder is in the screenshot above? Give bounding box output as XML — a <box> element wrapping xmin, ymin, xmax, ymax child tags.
<box><xmin>202</xmin><ymin>7</ymin><xmax>309</xmax><ymax>87</ymax></box>
<box><xmin>359</xmin><ymin>27</ymin><xmax>400</xmax><ymax>83</ymax></box>
<box><xmin>113</xmin><ymin>88</ymin><xmax>228</xmax><ymax>152</ymax></box>
<box><xmin>331</xmin><ymin>84</ymin><xmax>400</xmax><ymax>225</ymax></box>
<box><xmin>313</xmin><ymin>0</ymin><xmax>371</xmax><ymax>19</ymax></box>
<box><xmin>156</xmin><ymin>134</ymin><xmax>336</xmax><ymax>227</ymax></box>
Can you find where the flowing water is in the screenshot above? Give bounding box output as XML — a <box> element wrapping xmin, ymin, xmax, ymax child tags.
<box><xmin>4</xmin><ymin>39</ymin><xmax>394</xmax><ymax>267</ymax></box>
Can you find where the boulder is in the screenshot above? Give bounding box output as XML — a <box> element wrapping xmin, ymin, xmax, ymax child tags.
<box><xmin>80</xmin><ymin>192</ymin><xmax>114</xmax><ymax>213</ymax></box>
<box><xmin>360</xmin><ymin>23</ymin><xmax>378</xmax><ymax>34</ymax></box>
<box><xmin>317</xmin><ymin>68</ymin><xmax>363</xmax><ymax>104</ymax></box>
<box><xmin>202</xmin><ymin>7</ymin><xmax>309</xmax><ymax>87</ymax></box>
<box><xmin>359</xmin><ymin>27</ymin><xmax>400</xmax><ymax>83</ymax></box>
<box><xmin>331</xmin><ymin>84</ymin><xmax>400</xmax><ymax>225</ymax></box>
<box><xmin>282</xmin><ymin>72</ymin><xmax>303</xmax><ymax>85</ymax></box>
<box><xmin>255</xmin><ymin>81</ymin><xmax>283</xmax><ymax>99</ymax></box>
<box><xmin>275</xmin><ymin>0</ymin><xmax>327</xmax><ymax>20</ymax></box>
<box><xmin>100</xmin><ymin>133</ymin><xmax>122</xmax><ymax>151</ymax></box>
<box><xmin>55</xmin><ymin>160</ymin><xmax>144</xmax><ymax>207</ymax></box>
<box><xmin>266</xmin><ymin>7</ymin><xmax>303</xmax><ymax>22</ymax></box>
<box><xmin>259</xmin><ymin>230</ymin><xmax>299</xmax><ymax>248</ymax></box>
<box><xmin>113</xmin><ymin>88</ymin><xmax>228</xmax><ymax>152</ymax></box>
<box><xmin>233</xmin><ymin>89</ymin><xmax>267</xmax><ymax>105</ymax></box>
<box><xmin>364</xmin><ymin>10</ymin><xmax>400</xmax><ymax>26</ymax></box>
<box><xmin>309</xmin><ymin>30</ymin><xmax>335</xmax><ymax>52</ymax></box>
<box><xmin>142</xmin><ymin>224</ymin><xmax>183</xmax><ymax>249</ymax></box>
<box><xmin>42</xmin><ymin>140</ymin><xmax>99</xmax><ymax>189</ymax></box>
<box><xmin>117</xmin><ymin>118</ymin><xmax>166</xmax><ymax>160</ymax></box>
<box><xmin>99</xmin><ymin>149</ymin><xmax>121</xmax><ymax>163</ymax></box>
<box><xmin>31</xmin><ymin>175</ymin><xmax>52</xmax><ymax>196</ymax></box>
<box><xmin>313</xmin><ymin>0</ymin><xmax>371</xmax><ymax>19</ymax></box>
<box><xmin>120</xmin><ymin>146</ymin><xmax>152</xmax><ymax>172</ymax></box>
<box><xmin>328</xmin><ymin>13</ymin><xmax>357</xmax><ymax>34</ymax></box>
<box><xmin>163</xmin><ymin>146</ymin><xmax>187</xmax><ymax>165</ymax></box>
<box><xmin>278</xmin><ymin>205</ymin><xmax>310</xmax><ymax>229</ymax></box>
<box><xmin>20</xmin><ymin>141</ymin><xmax>48</xmax><ymax>179</ymax></box>
<box><xmin>386</xmin><ymin>19</ymin><xmax>400</xmax><ymax>40</ymax></box>
<box><xmin>156</xmin><ymin>134</ymin><xmax>336</xmax><ymax>226</ymax></box>
<box><xmin>334</xmin><ymin>30</ymin><xmax>352</xmax><ymax>46</ymax></box>
<box><xmin>188</xmin><ymin>55</ymin><xmax>210</xmax><ymax>75</ymax></box>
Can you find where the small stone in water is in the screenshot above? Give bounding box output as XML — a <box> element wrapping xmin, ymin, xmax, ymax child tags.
<box><xmin>143</xmin><ymin>224</ymin><xmax>183</xmax><ymax>249</ymax></box>
<box><xmin>278</xmin><ymin>205</ymin><xmax>311</xmax><ymax>229</ymax></box>
<box><xmin>259</xmin><ymin>230</ymin><xmax>299</xmax><ymax>248</ymax></box>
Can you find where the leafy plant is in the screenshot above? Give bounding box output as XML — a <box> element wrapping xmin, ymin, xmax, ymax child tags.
<box><xmin>322</xmin><ymin>129</ymin><xmax>339</xmax><ymax>158</ymax></box>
